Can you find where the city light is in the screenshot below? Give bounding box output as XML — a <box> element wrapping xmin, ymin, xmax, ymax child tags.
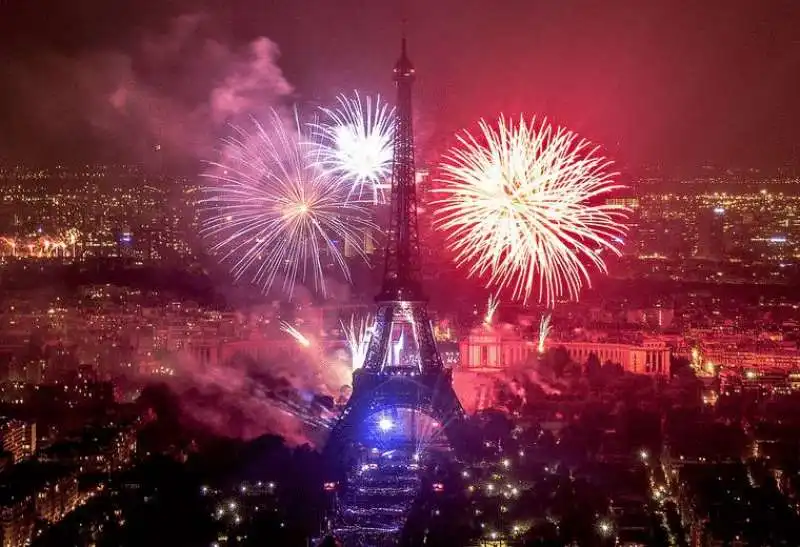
<box><xmin>597</xmin><ymin>518</ymin><xmax>614</xmax><ymax>537</ymax></box>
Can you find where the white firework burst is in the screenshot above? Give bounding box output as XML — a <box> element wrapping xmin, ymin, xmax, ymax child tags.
<box><xmin>201</xmin><ymin>109</ymin><xmax>375</xmax><ymax>298</ymax></box>
<box><xmin>434</xmin><ymin>115</ymin><xmax>628</xmax><ymax>306</ymax></box>
<box><xmin>312</xmin><ymin>92</ymin><xmax>395</xmax><ymax>203</ymax></box>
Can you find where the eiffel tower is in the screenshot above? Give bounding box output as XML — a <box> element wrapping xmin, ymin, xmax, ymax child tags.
<box><xmin>326</xmin><ymin>38</ymin><xmax>465</xmax><ymax>458</ymax></box>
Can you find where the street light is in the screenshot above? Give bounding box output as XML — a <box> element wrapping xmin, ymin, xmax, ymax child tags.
<box><xmin>597</xmin><ymin>518</ymin><xmax>614</xmax><ymax>537</ymax></box>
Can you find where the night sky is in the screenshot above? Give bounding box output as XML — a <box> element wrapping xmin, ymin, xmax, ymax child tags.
<box><xmin>0</xmin><ymin>0</ymin><xmax>798</xmax><ymax>172</ymax></box>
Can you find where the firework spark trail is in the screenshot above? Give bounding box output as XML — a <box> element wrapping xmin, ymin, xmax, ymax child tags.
<box><xmin>434</xmin><ymin>115</ymin><xmax>628</xmax><ymax>306</ymax></box>
<box><xmin>280</xmin><ymin>320</ymin><xmax>311</xmax><ymax>348</ymax></box>
<box><xmin>484</xmin><ymin>293</ymin><xmax>500</xmax><ymax>326</ymax></box>
<box><xmin>312</xmin><ymin>92</ymin><xmax>395</xmax><ymax>203</ymax></box>
<box><xmin>201</xmin><ymin>109</ymin><xmax>375</xmax><ymax>298</ymax></box>
<box><xmin>538</xmin><ymin>314</ymin><xmax>552</xmax><ymax>354</ymax></box>
<box><xmin>341</xmin><ymin>315</ymin><xmax>373</xmax><ymax>371</ymax></box>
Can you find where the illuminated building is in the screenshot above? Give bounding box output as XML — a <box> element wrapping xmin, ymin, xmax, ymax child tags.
<box><xmin>458</xmin><ymin>328</ymin><xmax>671</xmax><ymax>377</ymax></box>
<box><xmin>720</xmin><ymin>368</ymin><xmax>794</xmax><ymax>396</ymax></box>
<box><xmin>22</xmin><ymin>424</ymin><xmax>35</xmax><ymax>460</ymax></box>
<box><xmin>42</xmin><ymin>426</ymin><xmax>136</xmax><ymax>473</ymax></box>
<box><xmin>701</xmin><ymin>349</ymin><xmax>800</xmax><ymax>372</ymax></box>
<box><xmin>35</xmin><ymin>470</ymin><xmax>80</xmax><ymax>523</ymax></box>
<box><xmin>546</xmin><ymin>340</ymin><xmax>671</xmax><ymax>376</ymax></box>
<box><xmin>0</xmin><ymin>419</ymin><xmax>33</xmax><ymax>463</ymax></box>
<box><xmin>105</xmin><ymin>428</ymin><xmax>137</xmax><ymax>472</ymax></box>
<box><xmin>459</xmin><ymin>327</ymin><xmax>535</xmax><ymax>370</ymax></box>
<box><xmin>0</xmin><ymin>491</ymin><xmax>34</xmax><ymax>547</ymax></box>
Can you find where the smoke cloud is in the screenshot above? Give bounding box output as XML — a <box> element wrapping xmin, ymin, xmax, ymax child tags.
<box><xmin>163</xmin><ymin>346</ymin><xmax>349</xmax><ymax>447</ymax></box>
<box><xmin>146</xmin><ymin>300</ymin><xmax>355</xmax><ymax>446</ymax></box>
<box><xmin>0</xmin><ymin>12</ymin><xmax>293</xmax><ymax>166</ymax></box>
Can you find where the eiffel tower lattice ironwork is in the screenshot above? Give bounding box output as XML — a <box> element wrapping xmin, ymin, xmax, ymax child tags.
<box><xmin>326</xmin><ymin>38</ymin><xmax>465</xmax><ymax>456</ymax></box>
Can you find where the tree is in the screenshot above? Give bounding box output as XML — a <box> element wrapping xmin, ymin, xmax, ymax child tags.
<box><xmin>670</xmin><ymin>356</ymin><xmax>692</xmax><ymax>378</ymax></box>
<box><xmin>602</xmin><ymin>361</ymin><xmax>624</xmax><ymax>378</ymax></box>
<box><xmin>544</xmin><ymin>346</ymin><xmax>571</xmax><ymax>378</ymax></box>
<box><xmin>585</xmin><ymin>353</ymin><xmax>602</xmax><ymax>377</ymax></box>
<box><xmin>481</xmin><ymin>410</ymin><xmax>514</xmax><ymax>446</ymax></box>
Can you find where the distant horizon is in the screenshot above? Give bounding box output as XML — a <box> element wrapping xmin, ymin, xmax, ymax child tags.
<box><xmin>0</xmin><ymin>159</ymin><xmax>797</xmax><ymax>182</ymax></box>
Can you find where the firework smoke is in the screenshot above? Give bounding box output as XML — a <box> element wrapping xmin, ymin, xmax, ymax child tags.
<box><xmin>0</xmin><ymin>13</ymin><xmax>293</xmax><ymax>166</ymax></box>
<box><xmin>159</xmin><ymin>350</ymin><xmax>343</xmax><ymax>446</ymax></box>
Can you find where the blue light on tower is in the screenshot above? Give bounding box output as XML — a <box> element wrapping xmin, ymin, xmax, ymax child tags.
<box><xmin>377</xmin><ymin>417</ymin><xmax>393</xmax><ymax>432</ymax></box>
